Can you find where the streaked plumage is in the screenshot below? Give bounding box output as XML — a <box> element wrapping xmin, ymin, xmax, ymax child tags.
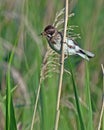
<box><xmin>41</xmin><ymin>25</ymin><xmax>95</xmax><ymax>61</ymax></box>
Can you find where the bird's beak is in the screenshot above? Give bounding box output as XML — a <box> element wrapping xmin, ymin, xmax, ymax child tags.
<box><xmin>40</xmin><ymin>31</ymin><xmax>46</xmax><ymax>36</ymax></box>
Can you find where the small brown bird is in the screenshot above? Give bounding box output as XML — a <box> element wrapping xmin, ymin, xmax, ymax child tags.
<box><xmin>41</xmin><ymin>25</ymin><xmax>94</xmax><ymax>60</ymax></box>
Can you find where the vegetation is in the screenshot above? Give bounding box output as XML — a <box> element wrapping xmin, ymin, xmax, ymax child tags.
<box><xmin>0</xmin><ymin>0</ymin><xmax>104</xmax><ymax>130</ymax></box>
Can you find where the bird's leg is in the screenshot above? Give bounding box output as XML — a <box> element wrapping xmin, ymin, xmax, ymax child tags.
<box><xmin>64</xmin><ymin>55</ymin><xmax>68</xmax><ymax>60</ymax></box>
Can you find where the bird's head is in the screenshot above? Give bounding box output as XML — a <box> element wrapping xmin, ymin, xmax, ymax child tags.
<box><xmin>41</xmin><ymin>25</ymin><xmax>56</xmax><ymax>39</ymax></box>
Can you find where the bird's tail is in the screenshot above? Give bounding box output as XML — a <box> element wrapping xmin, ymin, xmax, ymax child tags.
<box><xmin>77</xmin><ymin>49</ymin><xmax>95</xmax><ymax>61</ymax></box>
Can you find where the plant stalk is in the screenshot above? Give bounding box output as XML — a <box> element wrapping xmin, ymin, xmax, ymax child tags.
<box><xmin>54</xmin><ymin>0</ymin><xmax>68</xmax><ymax>130</ymax></box>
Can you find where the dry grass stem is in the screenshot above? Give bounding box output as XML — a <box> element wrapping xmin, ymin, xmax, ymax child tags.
<box><xmin>54</xmin><ymin>0</ymin><xmax>69</xmax><ymax>130</ymax></box>
<box><xmin>30</xmin><ymin>82</ymin><xmax>41</xmax><ymax>130</ymax></box>
<box><xmin>97</xmin><ymin>64</ymin><xmax>104</xmax><ymax>130</ymax></box>
<box><xmin>30</xmin><ymin>47</ymin><xmax>59</xmax><ymax>130</ymax></box>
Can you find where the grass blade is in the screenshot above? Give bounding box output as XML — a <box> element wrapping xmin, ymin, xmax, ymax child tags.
<box><xmin>69</xmin><ymin>62</ymin><xmax>85</xmax><ymax>130</ymax></box>
<box><xmin>6</xmin><ymin>40</ymin><xmax>17</xmax><ymax>130</ymax></box>
<box><xmin>85</xmin><ymin>63</ymin><xmax>93</xmax><ymax>130</ymax></box>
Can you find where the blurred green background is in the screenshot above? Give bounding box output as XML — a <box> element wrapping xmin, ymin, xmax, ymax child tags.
<box><xmin>0</xmin><ymin>0</ymin><xmax>104</xmax><ymax>130</ymax></box>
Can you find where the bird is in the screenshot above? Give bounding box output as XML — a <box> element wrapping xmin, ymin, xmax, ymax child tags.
<box><xmin>41</xmin><ymin>25</ymin><xmax>95</xmax><ymax>61</ymax></box>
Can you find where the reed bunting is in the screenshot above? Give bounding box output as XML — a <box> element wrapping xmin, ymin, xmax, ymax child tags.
<box><xmin>41</xmin><ymin>25</ymin><xmax>94</xmax><ymax>60</ymax></box>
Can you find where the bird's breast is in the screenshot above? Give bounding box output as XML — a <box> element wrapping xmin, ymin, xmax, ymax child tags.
<box><xmin>48</xmin><ymin>40</ymin><xmax>61</xmax><ymax>54</ymax></box>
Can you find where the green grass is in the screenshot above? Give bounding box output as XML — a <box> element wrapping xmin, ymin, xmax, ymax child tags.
<box><xmin>0</xmin><ymin>0</ymin><xmax>104</xmax><ymax>130</ymax></box>
<box><xmin>6</xmin><ymin>36</ymin><xmax>18</xmax><ymax>130</ymax></box>
<box><xmin>70</xmin><ymin>62</ymin><xmax>85</xmax><ymax>130</ymax></box>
